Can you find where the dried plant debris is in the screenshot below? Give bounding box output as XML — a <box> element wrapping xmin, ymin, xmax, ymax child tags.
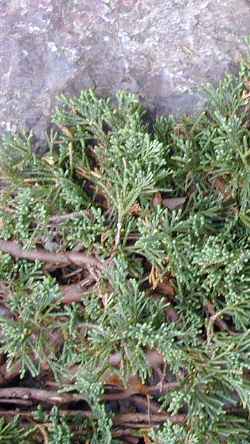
<box><xmin>0</xmin><ymin>61</ymin><xmax>250</xmax><ymax>443</ymax></box>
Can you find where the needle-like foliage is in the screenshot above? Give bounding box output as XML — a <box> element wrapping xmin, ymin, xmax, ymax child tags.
<box><xmin>0</xmin><ymin>58</ymin><xmax>250</xmax><ymax>443</ymax></box>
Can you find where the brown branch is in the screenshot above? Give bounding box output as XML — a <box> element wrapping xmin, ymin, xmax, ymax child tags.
<box><xmin>63</xmin><ymin>268</ymin><xmax>83</xmax><ymax>279</ymax></box>
<box><xmin>0</xmin><ymin>387</ymin><xmax>87</xmax><ymax>405</ymax></box>
<box><xmin>121</xmin><ymin>437</ymin><xmax>139</xmax><ymax>444</ymax></box>
<box><xmin>131</xmin><ymin>395</ymin><xmax>162</xmax><ymax>415</ymax></box>
<box><xmin>0</xmin><ymin>278</ymin><xmax>96</xmax><ymax>306</ymax></box>
<box><xmin>60</xmin><ymin>278</ymin><xmax>96</xmax><ymax>304</ymax></box>
<box><xmin>0</xmin><ymin>398</ymin><xmax>33</xmax><ymax>406</ymax></box>
<box><xmin>0</xmin><ymin>240</ymin><xmax>103</xmax><ymax>270</ymax></box>
<box><xmin>0</xmin><ymin>408</ymin><xmax>186</xmax><ymax>430</ymax></box>
<box><xmin>49</xmin><ymin>211</ymin><xmax>86</xmax><ymax>224</ymax></box>
<box><xmin>35</xmin><ymin>423</ymin><xmax>49</xmax><ymax>444</ymax></box>
<box><xmin>147</xmin><ymin>382</ymin><xmax>180</xmax><ymax>396</ymax></box>
<box><xmin>112</xmin><ymin>429</ymin><xmax>138</xmax><ymax>439</ymax></box>
<box><xmin>113</xmin><ymin>412</ymin><xmax>187</xmax><ymax>427</ymax></box>
<box><xmin>103</xmin><ymin>389</ymin><xmax>136</xmax><ymax>401</ymax></box>
<box><xmin>206</xmin><ymin>303</ymin><xmax>230</xmax><ymax>333</ymax></box>
<box><xmin>103</xmin><ymin>382</ymin><xmax>179</xmax><ymax>401</ymax></box>
<box><xmin>0</xmin><ymin>409</ymin><xmax>92</xmax><ymax>418</ymax></box>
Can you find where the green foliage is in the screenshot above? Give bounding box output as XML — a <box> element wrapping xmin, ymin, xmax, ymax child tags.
<box><xmin>1</xmin><ymin>60</ymin><xmax>250</xmax><ymax>443</ymax></box>
<box><xmin>47</xmin><ymin>407</ymin><xmax>73</xmax><ymax>444</ymax></box>
<box><xmin>0</xmin><ymin>274</ymin><xmax>61</xmax><ymax>377</ymax></box>
<box><xmin>0</xmin><ymin>416</ymin><xmax>35</xmax><ymax>443</ymax></box>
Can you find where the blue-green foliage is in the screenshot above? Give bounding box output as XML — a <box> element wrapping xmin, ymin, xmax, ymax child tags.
<box><xmin>1</xmin><ymin>62</ymin><xmax>250</xmax><ymax>443</ymax></box>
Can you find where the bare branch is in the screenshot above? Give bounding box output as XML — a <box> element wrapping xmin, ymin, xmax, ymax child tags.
<box><xmin>113</xmin><ymin>412</ymin><xmax>187</xmax><ymax>427</ymax></box>
<box><xmin>206</xmin><ymin>303</ymin><xmax>230</xmax><ymax>333</ymax></box>
<box><xmin>0</xmin><ymin>240</ymin><xmax>104</xmax><ymax>270</ymax></box>
<box><xmin>0</xmin><ymin>387</ymin><xmax>87</xmax><ymax>405</ymax></box>
<box><xmin>49</xmin><ymin>211</ymin><xmax>86</xmax><ymax>224</ymax></box>
<box><xmin>0</xmin><ymin>409</ymin><xmax>92</xmax><ymax>418</ymax></box>
<box><xmin>60</xmin><ymin>277</ymin><xmax>96</xmax><ymax>304</ymax></box>
<box><xmin>103</xmin><ymin>382</ymin><xmax>179</xmax><ymax>401</ymax></box>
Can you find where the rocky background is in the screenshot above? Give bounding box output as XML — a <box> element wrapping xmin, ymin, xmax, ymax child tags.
<box><xmin>1</xmin><ymin>0</ymin><xmax>250</xmax><ymax>141</ymax></box>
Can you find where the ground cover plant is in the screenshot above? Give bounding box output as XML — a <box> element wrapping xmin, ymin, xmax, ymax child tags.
<box><xmin>0</xmin><ymin>58</ymin><xmax>250</xmax><ymax>444</ymax></box>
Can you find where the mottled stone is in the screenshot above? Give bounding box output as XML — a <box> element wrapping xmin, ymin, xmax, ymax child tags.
<box><xmin>1</xmin><ymin>0</ymin><xmax>250</xmax><ymax>140</ymax></box>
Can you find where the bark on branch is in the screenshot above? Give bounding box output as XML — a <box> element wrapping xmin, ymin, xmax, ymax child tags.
<box><xmin>103</xmin><ymin>382</ymin><xmax>179</xmax><ymax>401</ymax></box>
<box><xmin>113</xmin><ymin>412</ymin><xmax>187</xmax><ymax>427</ymax></box>
<box><xmin>61</xmin><ymin>278</ymin><xmax>96</xmax><ymax>304</ymax></box>
<box><xmin>0</xmin><ymin>240</ymin><xmax>103</xmax><ymax>270</ymax></box>
<box><xmin>0</xmin><ymin>387</ymin><xmax>87</xmax><ymax>405</ymax></box>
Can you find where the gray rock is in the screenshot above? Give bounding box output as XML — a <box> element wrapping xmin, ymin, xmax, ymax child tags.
<box><xmin>1</xmin><ymin>0</ymin><xmax>250</xmax><ymax>141</ymax></box>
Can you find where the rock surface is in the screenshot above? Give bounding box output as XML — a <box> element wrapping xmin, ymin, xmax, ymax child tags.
<box><xmin>1</xmin><ymin>0</ymin><xmax>250</xmax><ymax>140</ymax></box>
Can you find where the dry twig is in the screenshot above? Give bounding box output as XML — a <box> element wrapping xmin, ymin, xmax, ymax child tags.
<box><xmin>0</xmin><ymin>240</ymin><xmax>103</xmax><ymax>270</ymax></box>
<box><xmin>0</xmin><ymin>387</ymin><xmax>87</xmax><ymax>405</ymax></box>
<box><xmin>113</xmin><ymin>412</ymin><xmax>187</xmax><ymax>427</ymax></box>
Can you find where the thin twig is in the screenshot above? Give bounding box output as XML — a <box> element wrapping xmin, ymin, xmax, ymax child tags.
<box><xmin>60</xmin><ymin>278</ymin><xmax>97</xmax><ymax>304</ymax></box>
<box><xmin>0</xmin><ymin>398</ymin><xmax>33</xmax><ymax>406</ymax></box>
<box><xmin>206</xmin><ymin>303</ymin><xmax>237</xmax><ymax>344</ymax></box>
<box><xmin>112</xmin><ymin>429</ymin><xmax>138</xmax><ymax>438</ymax></box>
<box><xmin>0</xmin><ymin>409</ymin><xmax>92</xmax><ymax>418</ymax></box>
<box><xmin>0</xmin><ymin>387</ymin><xmax>87</xmax><ymax>404</ymax></box>
<box><xmin>113</xmin><ymin>412</ymin><xmax>187</xmax><ymax>427</ymax></box>
<box><xmin>34</xmin><ymin>423</ymin><xmax>49</xmax><ymax>444</ymax></box>
<box><xmin>122</xmin><ymin>437</ymin><xmax>139</xmax><ymax>444</ymax></box>
<box><xmin>0</xmin><ymin>240</ymin><xmax>104</xmax><ymax>270</ymax></box>
<box><xmin>103</xmin><ymin>382</ymin><xmax>179</xmax><ymax>401</ymax></box>
<box><xmin>146</xmin><ymin>381</ymin><xmax>180</xmax><ymax>398</ymax></box>
<box><xmin>206</xmin><ymin>303</ymin><xmax>230</xmax><ymax>333</ymax></box>
<box><xmin>131</xmin><ymin>395</ymin><xmax>162</xmax><ymax>415</ymax></box>
<box><xmin>0</xmin><ymin>278</ymin><xmax>96</xmax><ymax>306</ymax></box>
<box><xmin>49</xmin><ymin>211</ymin><xmax>86</xmax><ymax>224</ymax></box>
<box><xmin>63</xmin><ymin>268</ymin><xmax>83</xmax><ymax>279</ymax></box>
<box><xmin>0</xmin><ymin>409</ymin><xmax>186</xmax><ymax>428</ymax></box>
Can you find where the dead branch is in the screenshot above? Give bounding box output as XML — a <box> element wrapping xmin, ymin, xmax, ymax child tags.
<box><xmin>147</xmin><ymin>382</ymin><xmax>180</xmax><ymax>396</ymax></box>
<box><xmin>103</xmin><ymin>382</ymin><xmax>179</xmax><ymax>401</ymax></box>
<box><xmin>0</xmin><ymin>408</ymin><xmax>186</xmax><ymax>432</ymax></box>
<box><xmin>0</xmin><ymin>278</ymin><xmax>96</xmax><ymax>306</ymax></box>
<box><xmin>49</xmin><ymin>211</ymin><xmax>86</xmax><ymax>224</ymax></box>
<box><xmin>112</xmin><ymin>429</ymin><xmax>138</xmax><ymax>439</ymax></box>
<box><xmin>130</xmin><ymin>395</ymin><xmax>162</xmax><ymax>415</ymax></box>
<box><xmin>121</xmin><ymin>437</ymin><xmax>139</xmax><ymax>444</ymax></box>
<box><xmin>0</xmin><ymin>409</ymin><xmax>92</xmax><ymax>418</ymax></box>
<box><xmin>0</xmin><ymin>240</ymin><xmax>104</xmax><ymax>270</ymax></box>
<box><xmin>0</xmin><ymin>398</ymin><xmax>33</xmax><ymax>406</ymax></box>
<box><xmin>0</xmin><ymin>387</ymin><xmax>87</xmax><ymax>405</ymax></box>
<box><xmin>113</xmin><ymin>412</ymin><xmax>187</xmax><ymax>427</ymax></box>
<box><xmin>34</xmin><ymin>422</ymin><xmax>49</xmax><ymax>444</ymax></box>
<box><xmin>60</xmin><ymin>277</ymin><xmax>96</xmax><ymax>304</ymax></box>
<box><xmin>206</xmin><ymin>303</ymin><xmax>230</xmax><ymax>333</ymax></box>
